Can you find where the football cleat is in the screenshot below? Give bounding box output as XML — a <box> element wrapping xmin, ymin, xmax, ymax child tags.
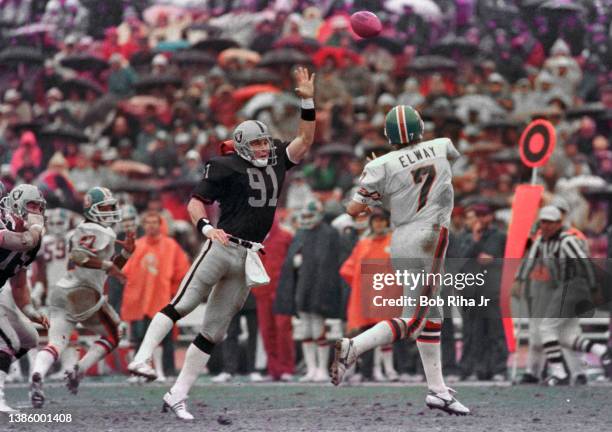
<box><xmin>544</xmin><ymin>375</ymin><xmax>570</xmax><ymax>386</ymax></box>
<box><xmin>425</xmin><ymin>389</ymin><xmax>470</xmax><ymax>416</ymax></box>
<box><xmin>29</xmin><ymin>372</ymin><xmax>45</xmax><ymax>409</ymax></box>
<box><xmin>573</xmin><ymin>374</ymin><xmax>588</xmax><ymax>386</ymax></box>
<box><xmin>519</xmin><ymin>373</ymin><xmax>539</xmax><ymax>384</ymax></box>
<box><xmin>65</xmin><ymin>365</ymin><xmax>81</xmax><ymax>395</ymax></box>
<box><xmin>330</xmin><ymin>338</ymin><xmax>357</xmax><ymax>386</ymax></box>
<box><xmin>127</xmin><ymin>360</ymin><xmax>157</xmax><ymax>381</ymax></box>
<box><xmin>162</xmin><ymin>391</ymin><xmax>194</xmax><ymax>421</ymax></box>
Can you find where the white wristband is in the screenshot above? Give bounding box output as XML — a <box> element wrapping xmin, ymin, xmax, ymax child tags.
<box><xmin>301</xmin><ymin>98</ymin><xmax>314</xmax><ymax>109</ymax></box>
<box><xmin>101</xmin><ymin>260</ymin><xmax>113</xmax><ymax>271</ymax></box>
<box><xmin>202</xmin><ymin>224</ymin><xmax>214</xmax><ymax>237</ymax></box>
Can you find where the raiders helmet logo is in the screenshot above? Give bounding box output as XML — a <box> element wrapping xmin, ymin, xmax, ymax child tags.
<box><xmin>234</xmin><ymin>131</ymin><xmax>243</xmax><ymax>143</ymax></box>
<box><xmin>12</xmin><ymin>190</ymin><xmax>22</xmax><ymax>200</ymax></box>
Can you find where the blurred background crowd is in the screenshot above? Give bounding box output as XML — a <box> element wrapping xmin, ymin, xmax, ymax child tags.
<box><xmin>1</xmin><ymin>0</ymin><xmax>612</xmax><ymax>384</ymax></box>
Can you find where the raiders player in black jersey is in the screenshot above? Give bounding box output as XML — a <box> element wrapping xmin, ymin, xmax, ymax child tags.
<box><xmin>128</xmin><ymin>66</ymin><xmax>316</xmax><ymax>420</ymax></box>
<box><xmin>0</xmin><ymin>184</ymin><xmax>49</xmax><ymax>413</ymax></box>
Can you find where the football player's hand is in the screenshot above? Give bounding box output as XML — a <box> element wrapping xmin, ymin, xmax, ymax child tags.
<box><xmin>116</xmin><ymin>230</ymin><xmax>136</xmax><ymax>253</ymax></box>
<box><xmin>294</xmin><ymin>66</ymin><xmax>315</xmax><ymax>99</ymax></box>
<box><xmin>32</xmin><ymin>311</ymin><xmax>49</xmax><ymax>329</ymax></box>
<box><xmin>511</xmin><ymin>281</ymin><xmax>523</xmax><ymax>298</ymax></box>
<box><xmin>206</xmin><ymin>228</ymin><xmax>229</xmax><ymax>246</ymax></box>
<box><xmin>107</xmin><ymin>264</ymin><xmax>126</xmax><ymax>284</ymax></box>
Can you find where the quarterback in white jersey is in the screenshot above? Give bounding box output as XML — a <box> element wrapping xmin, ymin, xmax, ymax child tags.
<box><xmin>30</xmin><ymin>187</ymin><xmax>135</xmax><ymax>409</ymax></box>
<box><xmin>331</xmin><ymin>105</ymin><xmax>469</xmax><ymax>415</ymax></box>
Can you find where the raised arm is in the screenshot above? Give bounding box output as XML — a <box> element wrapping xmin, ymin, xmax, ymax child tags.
<box><xmin>286</xmin><ymin>67</ymin><xmax>316</xmax><ymax>164</ymax></box>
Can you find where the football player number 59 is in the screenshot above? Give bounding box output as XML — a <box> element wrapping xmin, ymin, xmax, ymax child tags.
<box><xmin>247</xmin><ymin>167</ymin><xmax>279</xmax><ymax>207</ymax></box>
<box><xmin>412</xmin><ymin>165</ymin><xmax>436</xmax><ymax>212</ymax></box>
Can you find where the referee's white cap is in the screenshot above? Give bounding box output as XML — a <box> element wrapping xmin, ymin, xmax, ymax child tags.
<box><xmin>539</xmin><ymin>206</ymin><xmax>562</xmax><ymax>222</ymax></box>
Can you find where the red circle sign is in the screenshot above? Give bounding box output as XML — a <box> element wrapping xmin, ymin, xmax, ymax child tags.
<box><xmin>519</xmin><ymin>119</ymin><xmax>556</xmax><ymax>168</ymax></box>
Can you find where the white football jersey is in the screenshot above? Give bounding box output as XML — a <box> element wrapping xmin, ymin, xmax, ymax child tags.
<box><xmin>58</xmin><ymin>222</ymin><xmax>116</xmax><ymax>291</ymax></box>
<box><xmin>38</xmin><ymin>231</ymin><xmax>73</xmax><ymax>289</ymax></box>
<box><xmin>354</xmin><ymin>138</ymin><xmax>459</xmax><ymax>229</ymax></box>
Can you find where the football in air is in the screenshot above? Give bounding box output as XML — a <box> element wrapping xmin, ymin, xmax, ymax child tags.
<box><xmin>350</xmin><ymin>11</ymin><xmax>382</xmax><ymax>38</ymax></box>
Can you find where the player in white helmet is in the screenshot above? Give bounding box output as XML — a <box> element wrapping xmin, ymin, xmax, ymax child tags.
<box><xmin>32</xmin><ymin>208</ymin><xmax>82</xmax><ymax>381</ymax></box>
<box><xmin>30</xmin><ymin>187</ymin><xmax>135</xmax><ymax>408</ymax></box>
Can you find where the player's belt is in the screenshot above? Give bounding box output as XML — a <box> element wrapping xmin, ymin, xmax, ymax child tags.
<box><xmin>229</xmin><ymin>236</ymin><xmax>256</xmax><ymax>249</ymax></box>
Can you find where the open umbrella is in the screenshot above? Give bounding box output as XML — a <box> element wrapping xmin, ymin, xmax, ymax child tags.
<box><xmin>259</xmin><ymin>49</ymin><xmax>311</xmax><ymax>67</ymax></box>
<box><xmin>384</xmin><ymin>0</ymin><xmax>442</xmax><ymax>21</ymax></box>
<box><xmin>7</xmin><ymin>23</ymin><xmax>56</xmax><ymax>37</ymax></box>
<box><xmin>59</xmin><ymin>77</ymin><xmax>104</xmax><ymax>97</ymax></box>
<box><xmin>455</xmin><ymin>94</ymin><xmax>505</xmax><ymax>123</ymax></box>
<box><xmin>218</xmin><ymin>48</ymin><xmax>261</xmax><ymax>67</ymax></box>
<box><xmin>273</xmin><ymin>36</ymin><xmax>321</xmax><ymax>54</ymax></box>
<box><xmin>81</xmin><ymin>95</ymin><xmax>119</xmax><ymax>126</ymax></box>
<box><xmin>0</xmin><ymin>46</ymin><xmax>44</xmax><ymax>65</ymax></box>
<box><xmin>539</xmin><ymin>0</ymin><xmax>585</xmax><ymax>15</ymax></box>
<box><xmin>143</xmin><ymin>4</ymin><xmax>187</xmax><ymax>25</ymax></box>
<box><xmin>134</xmin><ymin>74</ymin><xmax>183</xmax><ymax>92</ymax></box>
<box><xmin>171</xmin><ymin>50</ymin><xmax>217</xmax><ymax>66</ymax></box>
<box><xmin>240</xmin><ymin>92</ymin><xmax>299</xmax><ymax>118</ymax></box>
<box><xmin>317</xmin><ymin>144</ymin><xmax>355</xmax><ymax>157</ymax></box>
<box><xmin>60</xmin><ymin>54</ymin><xmax>109</xmax><ymax>72</ymax></box>
<box><xmin>227</xmin><ymin>69</ymin><xmax>281</xmax><ymax>86</ymax></box>
<box><xmin>192</xmin><ymin>38</ymin><xmax>239</xmax><ymax>53</ymax></box>
<box><xmin>155</xmin><ymin>40</ymin><xmax>191</xmax><ymax>53</ymax></box>
<box><xmin>41</xmin><ymin>124</ymin><xmax>89</xmax><ymax>143</ymax></box>
<box><xmin>232</xmin><ymin>85</ymin><xmax>281</xmax><ymax>105</ymax></box>
<box><xmin>110</xmin><ymin>160</ymin><xmax>154</xmax><ymax>177</ymax></box>
<box><xmin>355</xmin><ymin>37</ymin><xmax>403</xmax><ymax>55</ymax></box>
<box><xmin>565</xmin><ymin>103</ymin><xmax>605</xmax><ymax>120</ymax></box>
<box><xmin>408</xmin><ymin>55</ymin><xmax>457</xmax><ymax>72</ymax></box>
<box><xmin>431</xmin><ymin>36</ymin><xmax>479</xmax><ymax>57</ymax></box>
<box><xmin>10</xmin><ymin>121</ymin><xmax>43</xmax><ymax>136</ymax></box>
<box><xmin>119</xmin><ymin>95</ymin><xmax>170</xmax><ymax>118</ymax></box>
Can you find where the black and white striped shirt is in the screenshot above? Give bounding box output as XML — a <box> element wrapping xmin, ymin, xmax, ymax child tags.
<box><xmin>516</xmin><ymin>229</ymin><xmax>596</xmax><ymax>288</ymax></box>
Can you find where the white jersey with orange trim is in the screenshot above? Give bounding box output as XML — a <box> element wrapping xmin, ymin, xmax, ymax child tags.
<box><xmin>38</xmin><ymin>231</ymin><xmax>73</xmax><ymax>289</ymax></box>
<box><xmin>57</xmin><ymin>222</ymin><xmax>116</xmax><ymax>292</ymax></box>
<box><xmin>353</xmin><ymin>137</ymin><xmax>459</xmax><ymax>229</ymax></box>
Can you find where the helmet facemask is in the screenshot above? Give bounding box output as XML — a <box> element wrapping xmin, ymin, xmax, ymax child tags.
<box><xmin>0</xmin><ymin>185</ymin><xmax>46</xmax><ymax>231</ymax></box>
<box><xmin>88</xmin><ymin>199</ymin><xmax>122</xmax><ymax>227</ymax></box>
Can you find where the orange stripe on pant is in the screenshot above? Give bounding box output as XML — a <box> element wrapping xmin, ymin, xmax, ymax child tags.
<box><xmin>387</xmin><ymin>227</ymin><xmax>448</xmax><ymax>342</ymax></box>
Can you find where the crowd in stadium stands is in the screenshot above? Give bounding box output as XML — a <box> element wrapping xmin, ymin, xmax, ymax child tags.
<box><xmin>1</xmin><ymin>0</ymin><xmax>611</xmax><ymax>383</ymax></box>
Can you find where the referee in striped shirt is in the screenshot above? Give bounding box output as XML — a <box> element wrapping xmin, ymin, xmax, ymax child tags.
<box><xmin>515</xmin><ymin>206</ymin><xmax>611</xmax><ymax>385</ymax></box>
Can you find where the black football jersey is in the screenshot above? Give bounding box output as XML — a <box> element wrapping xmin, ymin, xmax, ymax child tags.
<box><xmin>192</xmin><ymin>140</ymin><xmax>297</xmax><ymax>243</ymax></box>
<box><xmin>0</xmin><ymin>237</ymin><xmax>42</xmax><ymax>289</ymax></box>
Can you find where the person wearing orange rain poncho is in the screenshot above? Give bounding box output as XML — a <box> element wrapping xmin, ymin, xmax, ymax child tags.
<box><xmin>121</xmin><ymin>211</ymin><xmax>190</xmax><ymax>382</ymax></box>
<box><xmin>340</xmin><ymin>209</ymin><xmax>401</xmax><ymax>382</ymax></box>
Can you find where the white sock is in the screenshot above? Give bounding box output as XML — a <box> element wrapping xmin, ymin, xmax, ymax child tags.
<box><xmin>0</xmin><ymin>369</ymin><xmax>6</xmax><ymax>389</ymax></box>
<box><xmin>549</xmin><ymin>361</ymin><xmax>568</xmax><ymax>379</ymax></box>
<box><xmin>417</xmin><ymin>341</ymin><xmax>447</xmax><ymax>394</ymax></box>
<box><xmin>590</xmin><ymin>343</ymin><xmax>608</xmax><ymax>357</ymax></box>
<box><xmin>170</xmin><ymin>343</ymin><xmax>210</xmax><ymax>401</ymax></box>
<box><xmin>133</xmin><ymin>313</ymin><xmax>173</xmax><ymax>364</ymax></box>
<box><xmin>316</xmin><ymin>343</ymin><xmax>329</xmax><ymax>371</ymax></box>
<box><xmin>352</xmin><ymin>321</ymin><xmax>394</xmax><ymax>357</ymax></box>
<box><xmin>301</xmin><ymin>342</ymin><xmax>317</xmax><ymax>376</ymax></box>
<box><xmin>32</xmin><ymin>349</ymin><xmax>57</xmax><ymax>379</ymax></box>
<box><xmin>153</xmin><ymin>346</ymin><xmax>165</xmax><ymax>378</ymax></box>
<box><xmin>78</xmin><ymin>343</ymin><xmax>109</xmax><ymax>374</ymax></box>
<box><xmin>60</xmin><ymin>347</ymin><xmax>79</xmax><ymax>373</ymax></box>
